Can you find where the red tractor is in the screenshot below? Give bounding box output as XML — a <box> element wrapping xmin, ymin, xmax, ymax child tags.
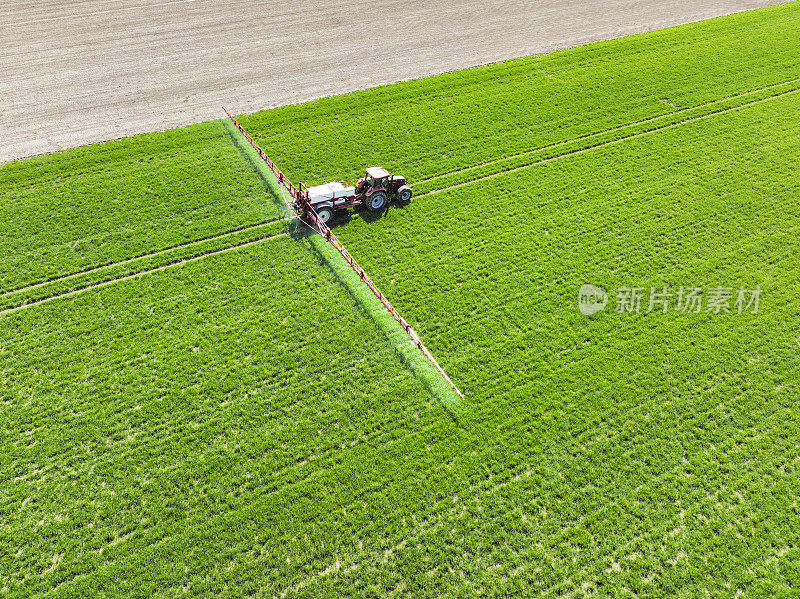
<box><xmin>301</xmin><ymin>166</ymin><xmax>413</xmax><ymax>223</ymax></box>
<box><xmin>355</xmin><ymin>167</ymin><xmax>413</xmax><ymax>212</ymax></box>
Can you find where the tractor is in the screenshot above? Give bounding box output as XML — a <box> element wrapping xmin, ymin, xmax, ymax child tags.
<box><xmin>301</xmin><ymin>166</ymin><xmax>413</xmax><ymax>223</ymax></box>
<box><xmin>355</xmin><ymin>167</ymin><xmax>413</xmax><ymax>212</ymax></box>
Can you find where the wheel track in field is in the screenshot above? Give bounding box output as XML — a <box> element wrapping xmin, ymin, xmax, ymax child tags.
<box><xmin>414</xmin><ymin>78</ymin><xmax>800</xmax><ymax>199</ymax></box>
<box><xmin>0</xmin><ymin>216</ymin><xmax>286</xmax><ymax>299</ymax></box>
<box><xmin>412</xmin><ymin>76</ymin><xmax>799</xmax><ymax>185</ymax></box>
<box><xmin>6</xmin><ymin>79</ymin><xmax>795</xmax><ymax>587</ymax></box>
<box><xmin>7</xmin><ymin>72</ymin><xmax>798</xmax><ymax>597</ymax></box>
<box><xmin>285</xmin><ymin>384</ymin><xmax>797</xmax><ymax>596</ymax></box>
<box><xmin>0</xmin><ymin>81</ymin><xmax>772</xmax><ymax>568</ymax></box>
<box><xmin>0</xmin><ymin>230</ymin><xmax>289</xmax><ymax>316</ymax></box>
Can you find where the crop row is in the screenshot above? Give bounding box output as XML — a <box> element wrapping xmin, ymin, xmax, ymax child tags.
<box><xmin>0</xmin><ymin>218</ymin><xmax>288</xmax><ymax>313</ymax></box>
<box><xmin>3</xmin><ymin>95</ymin><xmax>797</xmax><ymax>599</ymax></box>
<box><xmin>249</xmin><ymin>89</ymin><xmax>800</xmax><ymax>595</ymax></box>
<box><xmin>14</xmin><ymin>86</ymin><xmax>793</xmax><ymax>598</ymax></box>
<box><xmin>334</xmin><ymin>89</ymin><xmax>800</xmax><ymax>346</ymax></box>
<box><xmin>0</xmin><ymin>236</ymin><xmax>442</xmax><ymax>597</ymax></box>
<box><xmin>260</xmin><ymin>330</ymin><xmax>791</xmax><ymax>596</ymax></box>
<box><xmin>277</xmin><ymin>377</ymin><xmax>800</xmax><ymax>598</ymax></box>
<box><xmin>3</xmin><ymin>4</ymin><xmax>800</xmax><ymax>596</ymax></box>
<box><xmin>0</xmin><ymin>120</ymin><xmax>284</xmax><ymax>294</ymax></box>
<box><xmin>412</xmin><ymin>79</ymin><xmax>800</xmax><ymax>196</ymax></box>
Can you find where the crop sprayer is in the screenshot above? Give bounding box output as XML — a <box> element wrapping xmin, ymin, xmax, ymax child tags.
<box><xmin>223</xmin><ymin>108</ymin><xmax>463</xmax><ymax>400</ymax></box>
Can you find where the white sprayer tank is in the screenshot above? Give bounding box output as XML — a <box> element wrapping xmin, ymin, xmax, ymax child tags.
<box><xmin>305</xmin><ymin>182</ymin><xmax>356</xmax><ymax>207</ymax></box>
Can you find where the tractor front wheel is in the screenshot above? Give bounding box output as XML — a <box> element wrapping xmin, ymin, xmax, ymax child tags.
<box><xmin>367</xmin><ymin>191</ymin><xmax>388</xmax><ymax>212</ymax></box>
<box><xmin>396</xmin><ymin>185</ymin><xmax>413</xmax><ymax>203</ymax></box>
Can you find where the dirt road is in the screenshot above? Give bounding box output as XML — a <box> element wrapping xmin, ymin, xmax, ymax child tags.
<box><xmin>0</xmin><ymin>0</ymin><xmax>787</xmax><ymax>164</ymax></box>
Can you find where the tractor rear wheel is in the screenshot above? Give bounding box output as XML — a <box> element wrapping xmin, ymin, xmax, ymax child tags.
<box><xmin>315</xmin><ymin>206</ymin><xmax>334</xmax><ymax>224</ymax></box>
<box><xmin>367</xmin><ymin>191</ymin><xmax>388</xmax><ymax>212</ymax></box>
<box><xmin>396</xmin><ymin>185</ymin><xmax>413</xmax><ymax>203</ymax></box>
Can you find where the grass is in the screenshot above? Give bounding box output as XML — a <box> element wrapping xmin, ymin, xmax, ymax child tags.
<box><xmin>0</xmin><ymin>120</ymin><xmax>284</xmax><ymax>294</ymax></box>
<box><xmin>2</xmin><ymin>2</ymin><xmax>800</xmax><ymax>597</ymax></box>
<box><xmin>1</xmin><ymin>238</ymin><xmax>439</xmax><ymax>597</ymax></box>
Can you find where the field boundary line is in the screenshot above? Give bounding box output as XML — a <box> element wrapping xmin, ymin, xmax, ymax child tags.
<box><xmin>0</xmin><ymin>217</ymin><xmax>285</xmax><ymax>299</ymax></box>
<box><xmin>10</xmin><ymin>80</ymin><xmax>790</xmax><ymax>301</ymax></box>
<box><xmin>0</xmin><ymin>232</ymin><xmax>288</xmax><ymax>316</ymax></box>
<box><xmin>417</xmin><ymin>82</ymin><xmax>800</xmax><ymax>198</ymax></box>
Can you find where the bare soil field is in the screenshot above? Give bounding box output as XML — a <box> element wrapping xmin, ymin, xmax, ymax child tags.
<box><xmin>0</xmin><ymin>0</ymin><xmax>788</xmax><ymax>164</ymax></box>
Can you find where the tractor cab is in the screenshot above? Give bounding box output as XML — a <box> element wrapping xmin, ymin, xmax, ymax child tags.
<box><xmin>357</xmin><ymin>166</ymin><xmax>392</xmax><ymax>193</ymax></box>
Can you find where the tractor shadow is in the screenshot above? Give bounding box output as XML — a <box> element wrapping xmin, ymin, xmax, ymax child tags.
<box><xmin>328</xmin><ymin>199</ymin><xmax>413</xmax><ymax>227</ymax></box>
<box><xmin>287</xmin><ymin>199</ymin><xmax>413</xmax><ymax>241</ymax></box>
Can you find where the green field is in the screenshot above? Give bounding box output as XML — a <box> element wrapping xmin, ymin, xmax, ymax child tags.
<box><xmin>3</xmin><ymin>3</ymin><xmax>800</xmax><ymax>597</ymax></box>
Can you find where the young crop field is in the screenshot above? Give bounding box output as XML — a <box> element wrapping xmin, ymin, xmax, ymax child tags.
<box><xmin>3</xmin><ymin>2</ymin><xmax>800</xmax><ymax>597</ymax></box>
<box><xmin>0</xmin><ymin>122</ymin><xmax>285</xmax><ymax>301</ymax></box>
